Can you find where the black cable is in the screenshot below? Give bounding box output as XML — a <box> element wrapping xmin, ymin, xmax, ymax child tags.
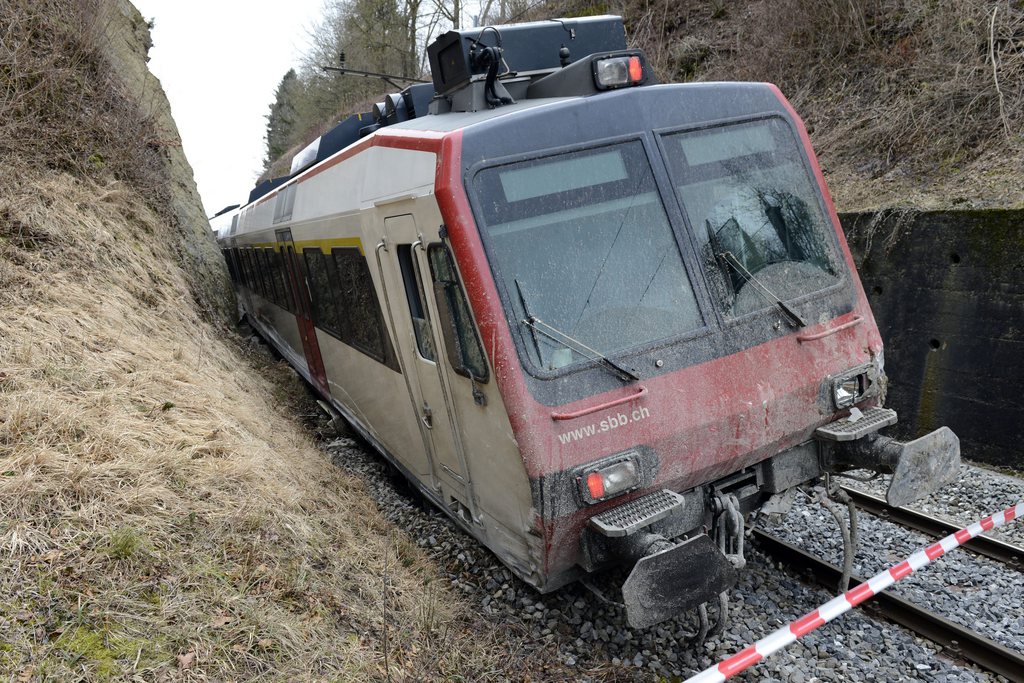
<box><xmin>477</xmin><ymin>46</ymin><xmax>512</xmax><ymax>107</ymax></box>
<box><xmin>477</xmin><ymin>25</ymin><xmax>503</xmax><ymax>48</ymax></box>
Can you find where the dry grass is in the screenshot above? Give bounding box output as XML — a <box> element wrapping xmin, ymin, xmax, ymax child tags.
<box><xmin>626</xmin><ymin>0</ymin><xmax>1024</xmax><ymax>169</ymax></box>
<box><xmin>1</xmin><ymin>0</ymin><xmax>237</xmax><ymax>323</ymax></box>
<box><xmin>0</xmin><ymin>1</ymin><xmax>569</xmax><ymax>679</ymax></box>
<box><xmin>0</xmin><ymin>165</ymin><xmax>562</xmax><ymax>680</ymax></box>
<box><xmin>0</xmin><ymin>0</ymin><xmax>171</xmax><ymax>219</ymax></box>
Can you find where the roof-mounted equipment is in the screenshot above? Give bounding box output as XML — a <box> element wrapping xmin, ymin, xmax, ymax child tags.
<box><xmin>427</xmin><ymin>15</ymin><xmax>628</xmax><ymax>112</ymax></box>
<box><xmin>526</xmin><ymin>49</ymin><xmax>651</xmax><ymax>99</ymax></box>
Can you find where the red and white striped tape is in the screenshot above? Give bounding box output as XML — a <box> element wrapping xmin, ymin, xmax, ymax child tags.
<box><xmin>685</xmin><ymin>501</ymin><xmax>1024</xmax><ymax>683</ymax></box>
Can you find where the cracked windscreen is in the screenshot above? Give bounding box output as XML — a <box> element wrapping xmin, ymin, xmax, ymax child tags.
<box><xmin>472</xmin><ymin>141</ymin><xmax>703</xmax><ymax>372</ymax></box>
<box><xmin>661</xmin><ymin>118</ymin><xmax>841</xmax><ymax>319</ymax></box>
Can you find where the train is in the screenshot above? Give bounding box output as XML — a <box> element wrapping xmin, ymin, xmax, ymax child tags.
<box><xmin>212</xmin><ymin>15</ymin><xmax>961</xmax><ymax>630</ymax></box>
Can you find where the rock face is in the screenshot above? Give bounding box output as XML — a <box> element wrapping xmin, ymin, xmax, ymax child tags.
<box><xmin>843</xmin><ymin>210</ymin><xmax>1024</xmax><ymax>468</ymax></box>
<box><xmin>98</xmin><ymin>0</ymin><xmax>234</xmax><ymax>322</ymax></box>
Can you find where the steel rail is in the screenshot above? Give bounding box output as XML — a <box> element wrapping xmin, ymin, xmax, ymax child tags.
<box><xmin>751</xmin><ymin>529</ymin><xmax>1024</xmax><ymax>682</ymax></box>
<box><xmin>842</xmin><ymin>486</ymin><xmax>1024</xmax><ymax>567</ymax></box>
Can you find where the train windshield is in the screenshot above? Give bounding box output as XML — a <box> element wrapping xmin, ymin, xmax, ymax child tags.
<box><xmin>472</xmin><ymin>141</ymin><xmax>703</xmax><ymax>371</ymax></box>
<box><xmin>660</xmin><ymin>118</ymin><xmax>841</xmax><ymax>319</ymax></box>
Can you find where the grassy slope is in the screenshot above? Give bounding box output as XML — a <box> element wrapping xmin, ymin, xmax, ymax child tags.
<box><xmin>0</xmin><ymin>168</ymin><xmax>559</xmax><ymax>682</ymax></box>
<box><xmin>0</xmin><ymin>2</ymin><xmax>562</xmax><ymax>680</ymax></box>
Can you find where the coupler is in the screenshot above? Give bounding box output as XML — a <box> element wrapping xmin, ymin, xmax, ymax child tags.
<box><xmin>586</xmin><ymin>490</ymin><xmax>738</xmax><ymax>629</ymax></box>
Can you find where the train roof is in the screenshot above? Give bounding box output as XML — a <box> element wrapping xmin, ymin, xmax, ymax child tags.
<box><xmin>385</xmin><ymin>80</ymin><xmax>786</xmax><ymax>134</ymax></box>
<box><xmin>233</xmin><ymin>16</ymin><xmax>791</xmax><ymax>220</ymax></box>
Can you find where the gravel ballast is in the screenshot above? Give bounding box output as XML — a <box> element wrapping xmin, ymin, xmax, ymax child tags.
<box><xmin>326</xmin><ymin>437</ymin><xmax>1020</xmax><ymax>681</ymax></box>
<box><xmin>849</xmin><ymin>466</ymin><xmax>1024</xmax><ymax>548</ymax></box>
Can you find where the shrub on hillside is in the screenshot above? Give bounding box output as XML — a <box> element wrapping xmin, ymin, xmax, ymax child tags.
<box><xmin>0</xmin><ymin>0</ymin><xmax>171</xmax><ymax>217</ymax></box>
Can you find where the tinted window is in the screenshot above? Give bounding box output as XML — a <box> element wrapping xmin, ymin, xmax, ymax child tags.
<box><xmin>256</xmin><ymin>249</ymin><xmax>275</xmax><ymax>300</ymax></box>
<box><xmin>397</xmin><ymin>245</ymin><xmax>436</xmax><ymax>361</ymax></box>
<box><xmin>221</xmin><ymin>248</ymin><xmax>237</xmax><ymax>282</ymax></box>
<box><xmin>260</xmin><ymin>249</ymin><xmax>280</xmax><ymax>307</ymax></box>
<box><xmin>661</xmin><ymin>118</ymin><xmax>841</xmax><ymax>318</ymax></box>
<box><xmin>472</xmin><ymin>141</ymin><xmax>703</xmax><ymax>372</ymax></box>
<box><xmin>234</xmin><ymin>249</ymin><xmax>245</xmax><ymax>287</ymax></box>
<box><xmin>303</xmin><ymin>247</ymin><xmax>344</xmax><ymax>337</ymax></box>
<box><xmin>254</xmin><ymin>248</ymin><xmax>271</xmax><ymax>298</ymax></box>
<box><xmin>428</xmin><ymin>245</ymin><xmax>488</xmax><ymax>381</ymax></box>
<box><xmin>269</xmin><ymin>248</ymin><xmax>286</xmax><ymax>305</ymax></box>
<box><xmin>240</xmin><ymin>249</ymin><xmax>255</xmax><ymax>291</ymax></box>
<box><xmin>247</xmin><ymin>248</ymin><xmax>264</xmax><ymax>296</ymax></box>
<box><xmin>269</xmin><ymin>249</ymin><xmax>292</xmax><ymax>311</ymax></box>
<box><xmin>283</xmin><ymin>246</ymin><xmax>306</xmax><ymax>314</ymax></box>
<box><xmin>331</xmin><ymin>247</ymin><xmax>389</xmax><ymax>362</ymax></box>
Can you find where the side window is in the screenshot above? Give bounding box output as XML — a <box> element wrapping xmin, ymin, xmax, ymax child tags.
<box><xmin>269</xmin><ymin>248</ymin><xmax>292</xmax><ymax>311</ymax></box>
<box><xmin>303</xmin><ymin>247</ymin><xmax>344</xmax><ymax>337</ymax></box>
<box><xmin>229</xmin><ymin>249</ymin><xmax>243</xmax><ymax>285</ymax></box>
<box><xmin>240</xmin><ymin>248</ymin><xmax>255</xmax><ymax>290</ymax></box>
<box><xmin>331</xmin><ymin>247</ymin><xmax>389</xmax><ymax>362</ymax></box>
<box><xmin>397</xmin><ymin>244</ymin><xmax>436</xmax><ymax>361</ymax></box>
<box><xmin>257</xmin><ymin>249</ymin><xmax>276</xmax><ymax>301</ymax></box>
<box><xmin>261</xmin><ymin>248</ymin><xmax>280</xmax><ymax>306</ymax></box>
<box><xmin>264</xmin><ymin>250</ymin><xmax>278</xmax><ymax>300</ymax></box>
<box><xmin>427</xmin><ymin>244</ymin><xmax>489</xmax><ymax>381</ymax></box>
<box><xmin>247</xmin><ymin>248</ymin><xmax>264</xmax><ymax>296</ymax></box>
<box><xmin>252</xmin><ymin>248</ymin><xmax>269</xmax><ymax>298</ymax></box>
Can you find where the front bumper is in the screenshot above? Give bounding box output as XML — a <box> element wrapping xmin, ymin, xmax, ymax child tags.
<box><xmin>582</xmin><ymin>406</ymin><xmax>961</xmax><ymax>628</ymax></box>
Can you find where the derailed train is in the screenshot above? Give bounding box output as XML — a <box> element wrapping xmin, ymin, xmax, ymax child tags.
<box><xmin>213</xmin><ymin>16</ymin><xmax>961</xmax><ymax>629</ymax></box>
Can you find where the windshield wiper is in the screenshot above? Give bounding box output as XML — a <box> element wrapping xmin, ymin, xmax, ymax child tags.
<box><xmin>514</xmin><ymin>279</ymin><xmax>639</xmax><ymax>382</ymax></box>
<box><xmin>718</xmin><ymin>251</ymin><xmax>807</xmax><ymax>328</ymax></box>
<box><xmin>523</xmin><ymin>315</ymin><xmax>641</xmax><ymax>382</ymax></box>
<box><xmin>515</xmin><ymin>279</ymin><xmax>545</xmax><ymax>361</ymax></box>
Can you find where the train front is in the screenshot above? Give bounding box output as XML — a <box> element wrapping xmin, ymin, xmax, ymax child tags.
<box><xmin>432</xmin><ymin>28</ymin><xmax>961</xmax><ymax>629</ymax></box>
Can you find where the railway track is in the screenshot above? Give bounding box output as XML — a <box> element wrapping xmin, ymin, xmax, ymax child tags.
<box><xmin>751</xmin><ymin>530</ymin><xmax>1024</xmax><ymax>681</ymax></box>
<box><xmin>752</xmin><ymin>493</ymin><xmax>1024</xmax><ymax>682</ymax></box>
<box><xmin>841</xmin><ymin>486</ymin><xmax>1024</xmax><ymax>567</ymax></box>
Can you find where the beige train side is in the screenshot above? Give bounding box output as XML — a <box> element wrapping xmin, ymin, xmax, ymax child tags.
<box><xmin>219</xmin><ymin>143</ymin><xmax>543</xmax><ymax>585</ymax></box>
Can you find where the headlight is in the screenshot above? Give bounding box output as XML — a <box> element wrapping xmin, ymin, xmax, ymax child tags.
<box><xmin>592</xmin><ymin>54</ymin><xmax>646</xmax><ymax>90</ymax></box>
<box><xmin>833</xmin><ymin>372</ymin><xmax>866</xmax><ymax>408</ymax></box>
<box><xmin>579</xmin><ymin>454</ymin><xmax>641</xmax><ymax>504</ymax></box>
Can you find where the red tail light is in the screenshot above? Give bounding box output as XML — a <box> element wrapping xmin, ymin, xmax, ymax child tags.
<box><xmin>579</xmin><ymin>457</ymin><xmax>640</xmax><ymax>504</ymax></box>
<box><xmin>628</xmin><ymin>56</ymin><xmax>643</xmax><ymax>82</ymax></box>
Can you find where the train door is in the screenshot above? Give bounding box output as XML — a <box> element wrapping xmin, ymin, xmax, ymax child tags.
<box><xmin>275</xmin><ymin>229</ymin><xmax>330</xmax><ymax>397</ymax></box>
<box><xmin>382</xmin><ymin>214</ymin><xmax>474</xmax><ymax>517</ymax></box>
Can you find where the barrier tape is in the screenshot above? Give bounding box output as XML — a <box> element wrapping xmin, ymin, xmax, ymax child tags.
<box><xmin>685</xmin><ymin>501</ymin><xmax>1024</xmax><ymax>682</ymax></box>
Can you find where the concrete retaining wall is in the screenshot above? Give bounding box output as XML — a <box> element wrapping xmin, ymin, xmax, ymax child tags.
<box><xmin>841</xmin><ymin>210</ymin><xmax>1024</xmax><ymax>468</ymax></box>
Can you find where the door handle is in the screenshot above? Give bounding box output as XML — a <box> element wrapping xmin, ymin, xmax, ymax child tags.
<box><xmin>421</xmin><ymin>403</ymin><xmax>433</xmax><ymax>429</ymax></box>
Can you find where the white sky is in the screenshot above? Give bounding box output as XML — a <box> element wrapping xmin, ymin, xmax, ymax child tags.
<box><xmin>132</xmin><ymin>0</ymin><xmax>328</xmax><ymax>217</ymax></box>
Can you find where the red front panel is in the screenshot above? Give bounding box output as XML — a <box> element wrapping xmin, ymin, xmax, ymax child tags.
<box><xmin>433</xmin><ymin>88</ymin><xmax>885</xmax><ymax>581</ymax></box>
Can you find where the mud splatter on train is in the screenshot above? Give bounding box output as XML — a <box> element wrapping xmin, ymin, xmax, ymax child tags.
<box><xmin>212</xmin><ymin>15</ymin><xmax>961</xmax><ymax>630</ymax></box>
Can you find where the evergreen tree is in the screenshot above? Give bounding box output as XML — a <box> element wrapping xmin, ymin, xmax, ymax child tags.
<box><xmin>263</xmin><ymin>69</ymin><xmax>301</xmax><ymax>171</ymax></box>
<box><xmin>261</xmin><ymin>0</ymin><xmax>467</xmax><ymax>175</ymax></box>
